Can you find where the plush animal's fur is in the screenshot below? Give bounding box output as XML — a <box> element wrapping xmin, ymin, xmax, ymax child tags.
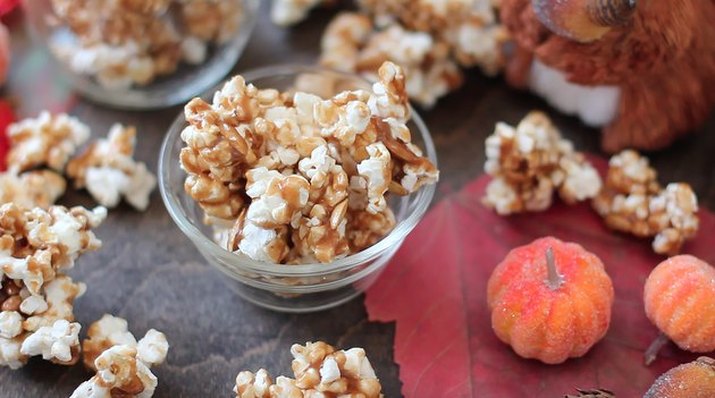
<box><xmin>500</xmin><ymin>0</ymin><xmax>715</xmax><ymax>152</ymax></box>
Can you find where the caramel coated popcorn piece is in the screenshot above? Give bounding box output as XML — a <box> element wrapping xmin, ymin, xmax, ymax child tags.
<box><xmin>72</xmin><ymin>314</ymin><xmax>169</xmax><ymax>398</ymax></box>
<box><xmin>271</xmin><ymin>0</ymin><xmax>327</xmax><ymax>26</ymax></box>
<box><xmin>320</xmin><ymin>12</ymin><xmax>464</xmax><ymax>108</ymax></box>
<box><xmin>7</xmin><ymin>112</ymin><xmax>90</xmax><ymax>172</ymax></box>
<box><xmin>482</xmin><ymin>111</ymin><xmax>602</xmax><ymax>215</ymax></box>
<box><xmin>593</xmin><ymin>150</ymin><xmax>699</xmax><ymax>255</ymax></box>
<box><xmin>0</xmin><ymin>169</ymin><xmax>66</xmax><ymax>209</ymax></box>
<box><xmin>0</xmin><ymin>203</ymin><xmax>104</xmax><ymax>369</ymax></box>
<box><xmin>181</xmin><ymin>62</ymin><xmax>438</xmax><ymax>264</ymax></box>
<box><xmin>67</xmin><ymin>124</ymin><xmax>156</xmax><ymax>210</ymax></box>
<box><xmin>234</xmin><ymin>341</ymin><xmax>382</xmax><ymax>398</ymax></box>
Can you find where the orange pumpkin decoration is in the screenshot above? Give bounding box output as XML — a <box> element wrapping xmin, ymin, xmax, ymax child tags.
<box><xmin>644</xmin><ymin>356</ymin><xmax>715</xmax><ymax>398</ymax></box>
<box><xmin>643</xmin><ymin>255</ymin><xmax>715</xmax><ymax>365</ymax></box>
<box><xmin>487</xmin><ymin>236</ymin><xmax>614</xmax><ymax>364</ymax></box>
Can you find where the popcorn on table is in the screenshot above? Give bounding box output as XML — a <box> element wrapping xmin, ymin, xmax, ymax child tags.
<box><xmin>234</xmin><ymin>341</ymin><xmax>382</xmax><ymax>398</ymax></box>
<box><xmin>6</xmin><ymin>111</ymin><xmax>90</xmax><ymax>173</ymax></box>
<box><xmin>320</xmin><ymin>12</ymin><xmax>464</xmax><ymax>108</ymax></box>
<box><xmin>0</xmin><ymin>169</ymin><xmax>66</xmax><ymax>209</ymax></box>
<box><xmin>71</xmin><ymin>314</ymin><xmax>169</xmax><ymax>398</ymax></box>
<box><xmin>593</xmin><ymin>150</ymin><xmax>699</xmax><ymax>255</ymax></box>
<box><xmin>319</xmin><ymin>0</ymin><xmax>508</xmax><ymax>107</ymax></box>
<box><xmin>271</xmin><ymin>0</ymin><xmax>327</xmax><ymax>26</ymax></box>
<box><xmin>67</xmin><ymin>123</ymin><xmax>157</xmax><ymax>210</ymax></box>
<box><xmin>482</xmin><ymin>111</ymin><xmax>602</xmax><ymax>215</ymax></box>
<box><xmin>0</xmin><ymin>203</ymin><xmax>105</xmax><ymax>369</ymax></box>
<box><xmin>180</xmin><ymin>61</ymin><xmax>439</xmax><ymax>264</ymax></box>
<box><xmin>49</xmin><ymin>0</ymin><xmax>244</xmax><ymax>88</ymax></box>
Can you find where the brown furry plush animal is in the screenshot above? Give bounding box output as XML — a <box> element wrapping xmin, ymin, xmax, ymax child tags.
<box><xmin>500</xmin><ymin>0</ymin><xmax>715</xmax><ymax>152</ymax></box>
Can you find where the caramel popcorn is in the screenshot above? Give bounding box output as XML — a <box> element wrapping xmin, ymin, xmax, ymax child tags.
<box><xmin>234</xmin><ymin>341</ymin><xmax>382</xmax><ymax>398</ymax></box>
<box><xmin>50</xmin><ymin>0</ymin><xmax>244</xmax><ymax>89</ymax></box>
<box><xmin>180</xmin><ymin>62</ymin><xmax>438</xmax><ymax>264</ymax></box>
<box><xmin>482</xmin><ymin>111</ymin><xmax>602</xmax><ymax>215</ymax></box>
<box><xmin>67</xmin><ymin>123</ymin><xmax>156</xmax><ymax>210</ymax></box>
<box><xmin>72</xmin><ymin>314</ymin><xmax>169</xmax><ymax>398</ymax></box>
<box><xmin>0</xmin><ymin>203</ymin><xmax>104</xmax><ymax>369</ymax></box>
<box><xmin>271</xmin><ymin>0</ymin><xmax>328</xmax><ymax>26</ymax></box>
<box><xmin>321</xmin><ymin>12</ymin><xmax>464</xmax><ymax>108</ymax></box>
<box><xmin>593</xmin><ymin>150</ymin><xmax>699</xmax><ymax>255</ymax></box>
<box><xmin>6</xmin><ymin>111</ymin><xmax>90</xmax><ymax>172</ymax></box>
<box><xmin>0</xmin><ymin>169</ymin><xmax>66</xmax><ymax>209</ymax></box>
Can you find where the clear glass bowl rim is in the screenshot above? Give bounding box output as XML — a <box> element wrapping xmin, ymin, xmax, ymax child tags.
<box><xmin>158</xmin><ymin>64</ymin><xmax>438</xmax><ymax>277</ymax></box>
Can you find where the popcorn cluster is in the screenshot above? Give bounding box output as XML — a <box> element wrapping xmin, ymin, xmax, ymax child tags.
<box><xmin>71</xmin><ymin>315</ymin><xmax>169</xmax><ymax>398</ymax></box>
<box><xmin>234</xmin><ymin>341</ymin><xmax>382</xmax><ymax>398</ymax></box>
<box><xmin>0</xmin><ymin>203</ymin><xmax>106</xmax><ymax>369</ymax></box>
<box><xmin>321</xmin><ymin>13</ymin><xmax>463</xmax><ymax>108</ymax></box>
<box><xmin>180</xmin><ymin>61</ymin><xmax>438</xmax><ymax>264</ymax></box>
<box><xmin>482</xmin><ymin>111</ymin><xmax>602</xmax><ymax>215</ymax></box>
<box><xmin>593</xmin><ymin>150</ymin><xmax>699</xmax><ymax>255</ymax></box>
<box><xmin>1</xmin><ymin>112</ymin><xmax>155</xmax><ymax>211</ymax></box>
<box><xmin>67</xmin><ymin>124</ymin><xmax>157</xmax><ymax>211</ymax></box>
<box><xmin>49</xmin><ymin>0</ymin><xmax>244</xmax><ymax>89</ymax></box>
<box><xmin>317</xmin><ymin>1</ymin><xmax>508</xmax><ymax>107</ymax></box>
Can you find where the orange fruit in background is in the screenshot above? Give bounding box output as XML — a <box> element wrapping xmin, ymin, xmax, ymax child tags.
<box><xmin>644</xmin><ymin>255</ymin><xmax>715</xmax><ymax>356</ymax></box>
<box><xmin>644</xmin><ymin>356</ymin><xmax>715</xmax><ymax>398</ymax></box>
<box><xmin>487</xmin><ymin>236</ymin><xmax>614</xmax><ymax>364</ymax></box>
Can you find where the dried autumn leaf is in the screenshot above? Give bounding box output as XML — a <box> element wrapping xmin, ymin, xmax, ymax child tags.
<box><xmin>364</xmin><ymin>157</ymin><xmax>715</xmax><ymax>397</ymax></box>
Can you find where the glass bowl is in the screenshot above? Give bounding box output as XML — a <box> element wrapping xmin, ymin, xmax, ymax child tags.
<box><xmin>158</xmin><ymin>65</ymin><xmax>438</xmax><ymax>313</ymax></box>
<box><xmin>22</xmin><ymin>0</ymin><xmax>259</xmax><ymax>110</ymax></box>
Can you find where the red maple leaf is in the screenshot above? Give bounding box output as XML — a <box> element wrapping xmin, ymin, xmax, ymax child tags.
<box><xmin>0</xmin><ymin>99</ymin><xmax>14</xmax><ymax>171</ymax></box>
<box><xmin>365</xmin><ymin>157</ymin><xmax>715</xmax><ymax>397</ymax></box>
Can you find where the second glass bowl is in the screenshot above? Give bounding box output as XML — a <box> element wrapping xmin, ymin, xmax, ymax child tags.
<box><xmin>23</xmin><ymin>0</ymin><xmax>259</xmax><ymax>109</ymax></box>
<box><xmin>159</xmin><ymin>65</ymin><xmax>438</xmax><ymax>313</ymax></box>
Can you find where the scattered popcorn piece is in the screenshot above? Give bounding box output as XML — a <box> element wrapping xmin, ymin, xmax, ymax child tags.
<box><xmin>271</xmin><ymin>0</ymin><xmax>327</xmax><ymax>26</ymax></box>
<box><xmin>320</xmin><ymin>12</ymin><xmax>464</xmax><ymax>108</ymax></box>
<box><xmin>20</xmin><ymin>319</ymin><xmax>81</xmax><ymax>364</ymax></box>
<box><xmin>482</xmin><ymin>111</ymin><xmax>602</xmax><ymax>215</ymax></box>
<box><xmin>0</xmin><ymin>169</ymin><xmax>66</xmax><ymax>209</ymax></box>
<box><xmin>181</xmin><ymin>61</ymin><xmax>438</xmax><ymax>264</ymax></box>
<box><xmin>67</xmin><ymin>123</ymin><xmax>156</xmax><ymax>210</ymax></box>
<box><xmin>72</xmin><ymin>315</ymin><xmax>169</xmax><ymax>398</ymax></box>
<box><xmin>6</xmin><ymin>111</ymin><xmax>90</xmax><ymax>172</ymax></box>
<box><xmin>50</xmin><ymin>0</ymin><xmax>244</xmax><ymax>88</ymax></box>
<box><xmin>593</xmin><ymin>150</ymin><xmax>699</xmax><ymax>255</ymax></box>
<box><xmin>0</xmin><ymin>203</ymin><xmax>103</xmax><ymax>369</ymax></box>
<box><xmin>234</xmin><ymin>341</ymin><xmax>382</xmax><ymax>398</ymax></box>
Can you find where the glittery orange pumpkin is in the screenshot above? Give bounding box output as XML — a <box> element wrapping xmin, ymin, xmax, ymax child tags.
<box><xmin>643</xmin><ymin>255</ymin><xmax>715</xmax><ymax>364</ymax></box>
<box><xmin>644</xmin><ymin>356</ymin><xmax>715</xmax><ymax>398</ymax></box>
<box><xmin>487</xmin><ymin>237</ymin><xmax>614</xmax><ymax>364</ymax></box>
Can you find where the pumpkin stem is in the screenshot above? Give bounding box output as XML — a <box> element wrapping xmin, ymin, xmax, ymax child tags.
<box><xmin>545</xmin><ymin>247</ymin><xmax>564</xmax><ymax>290</ymax></box>
<box><xmin>644</xmin><ymin>333</ymin><xmax>670</xmax><ymax>366</ymax></box>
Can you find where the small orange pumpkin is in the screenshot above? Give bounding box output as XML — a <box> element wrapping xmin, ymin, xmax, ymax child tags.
<box><xmin>487</xmin><ymin>236</ymin><xmax>614</xmax><ymax>364</ymax></box>
<box><xmin>643</xmin><ymin>255</ymin><xmax>715</xmax><ymax>364</ymax></box>
<box><xmin>644</xmin><ymin>356</ymin><xmax>715</xmax><ymax>398</ymax></box>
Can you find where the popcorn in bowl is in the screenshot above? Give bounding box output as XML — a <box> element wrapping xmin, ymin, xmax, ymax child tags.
<box><xmin>234</xmin><ymin>341</ymin><xmax>382</xmax><ymax>398</ymax></box>
<box><xmin>48</xmin><ymin>0</ymin><xmax>245</xmax><ymax>89</ymax></box>
<box><xmin>179</xmin><ymin>61</ymin><xmax>439</xmax><ymax>265</ymax></box>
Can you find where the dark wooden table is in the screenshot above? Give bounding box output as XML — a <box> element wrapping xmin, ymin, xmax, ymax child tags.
<box><xmin>2</xmin><ymin>3</ymin><xmax>714</xmax><ymax>397</ymax></box>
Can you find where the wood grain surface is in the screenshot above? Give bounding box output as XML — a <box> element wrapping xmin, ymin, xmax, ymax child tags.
<box><xmin>1</xmin><ymin>2</ymin><xmax>714</xmax><ymax>397</ymax></box>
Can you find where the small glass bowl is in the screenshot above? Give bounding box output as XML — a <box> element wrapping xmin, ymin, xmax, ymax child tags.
<box><xmin>23</xmin><ymin>0</ymin><xmax>259</xmax><ymax>110</ymax></box>
<box><xmin>158</xmin><ymin>65</ymin><xmax>437</xmax><ymax>313</ymax></box>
